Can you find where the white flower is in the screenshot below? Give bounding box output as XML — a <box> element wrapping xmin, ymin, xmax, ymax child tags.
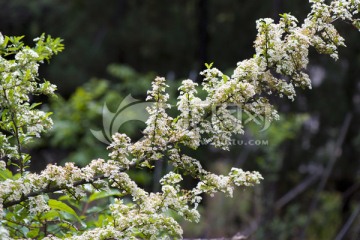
<box><xmin>0</xmin><ymin>161</ymin><xmax>6</xmax><ymax>170</ymax></box>
<box><xmin>0</xmin><ymin>33</ymin><xmax>4</xmax><ymax>45</ymax></box>
<box><xmin>28</xmin><ymin>195</ymin><xmax>49</xmax><ymax>214</ymax></box>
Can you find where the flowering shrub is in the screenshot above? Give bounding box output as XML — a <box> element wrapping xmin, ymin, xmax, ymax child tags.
<box><xmin>0</xmin><ymin>0</ymin><xmax>359</xmax><ymax>239</ymax></box>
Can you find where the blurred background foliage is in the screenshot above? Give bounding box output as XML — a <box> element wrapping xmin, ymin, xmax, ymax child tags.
<box><xmin>1</xmin><ymin>0</ymin><xmax>360</xmax><ymax>239</ymax></box>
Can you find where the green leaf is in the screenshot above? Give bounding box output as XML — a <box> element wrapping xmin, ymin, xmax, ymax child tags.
<box><xmin>172</xmin><ymin>116</ymin><xmax>180</xmax><ymax>124</ymax></box>
<box><xmin>2</xmin><ymin>36</ymin><xmax>9</xmax><ymax>47</ymax></box>
<box><xmin>40</xmin><ymin>209</ymin><xmax>59</xmax><ymax>221</ymax></box>
<box><xmin>48</xmin><ymin>199</ymin><xmax>81</xmax><ymax>222</ymax></box>
<box><xmin>30</xmin><ymin>102</ymin><xmax>42</xmax><ymax>109</ymax></box>
<box><xmin>1</xmin><ymin>109</ymin><xmax>8</xmax><ymax>122</ymax></box>
<box><xmin>222</xmin><ymin>75</ymin><xmax>229</xmax><ymax>83</ymax></box>
<box><xmin>13</xmin><ymin>173</ymin><xmax>22</xmax><ymax>180</ymax></box>
<box><xmin>58</xmin><ymin>195</ymin><xmax>71</xmax><ymax>201</ymax></box>
<box><xmin>140</xmin><ymin>160</ymin><xmax>154</xmax><ymax>169</ymax></box>
<box><xmin>204</xmin><ymin>62</ymin><xmax>214</xmax><ymax>69</ymax></box>
<box><xmin>23</xmin><ymin>154</ymin><xmax>31</xmax><ymax>165</ymax></box>
<box><xmin>88</xmin><ymin>190</ymin><xmax>121</xmax><ymax>203</ymax></box>
<box><xmin>0</xmin><ymin>169</ymin><xmax>13</xmax><ymax>181</ymax></box>
<box><xmin>27</xmin><ymin>228</ymin><xmax>39</xmax><ymax>238</ymax></box>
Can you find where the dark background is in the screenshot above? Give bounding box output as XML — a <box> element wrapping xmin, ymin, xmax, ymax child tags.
<box><xmin>1</xmin><ymin>0</ymin><xmax>360</xmax><ymax>239</ymax></box>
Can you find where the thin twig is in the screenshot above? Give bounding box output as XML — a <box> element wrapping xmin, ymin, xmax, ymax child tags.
<box><xmin>300</xmin><ymin>113</ymin><xmax>352</xmax><ymax>239</ymax></box>
<box><xmin>275</xmin><ymin>172</ymin><xmax>321</xmax><ymax>210</ymax></box>
<box><xmin>335</xmin><ymin>204</ymin><xmax>360</xmax><ymax>240</ymax></box>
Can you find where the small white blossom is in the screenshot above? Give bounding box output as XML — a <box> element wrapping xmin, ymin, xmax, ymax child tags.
<box><xmin>28</xmin><ymin>195</ymin><xmax>50</xmax><ymax>214</ymax></box>
<box><xmin>0</xmin><ymin>33</ymin><xmax>4</xmax><ymax>45</ymax></box>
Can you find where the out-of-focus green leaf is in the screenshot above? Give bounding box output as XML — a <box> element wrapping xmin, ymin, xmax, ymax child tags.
<box><xmin>48</xmin><ymin>199</ymin><xmax>81</xmax><ymax>222</ymax></box>
<box><xmin>88</xmin><ymin>190</ymin><xmax>121</xmax><ymax>203</ymax></box>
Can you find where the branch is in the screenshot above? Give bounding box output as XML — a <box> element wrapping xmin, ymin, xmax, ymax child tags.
<box><xmin>335</xmin><ymin>204</ymin><xmax>360</xmax><ymax>240</ymax></box>
<box><xmin>275</xmin><ymin>171</ymin><xmax>322</xmax><ymax>210</ymax></box>
<box><xmin>300</xmin><ymin>112</ymin><xmax>353</xmax><ymax>239</ymax></box>
<box><xmin>3</xmin><ymin>174</ymin><xmax>107</xmax><ymax>208</ymax></box>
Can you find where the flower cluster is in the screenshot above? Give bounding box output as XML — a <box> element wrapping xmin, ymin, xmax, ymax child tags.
<box><xmin>175</xmin><ymin>79</ymin><xmax>204</xmax><ymax>149</ymax></box>
<box><xmin>0</xmin><ymin>0</ymin><xmax>359</xmax><ymax>239</ymax></box>
<box><xmin>131</xmin><ymin>77</ymin><xmax>173</xmax><ymax>164</ymax></box>
<box><xmin>107</xmin><ymin>133</ymin><xmax>132</xmax><ymax>168</ymax></box>
<box><xmin>0</xmin><ymin>33</ymin><xmax>63</xmax><ymax>172</ymax></box>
